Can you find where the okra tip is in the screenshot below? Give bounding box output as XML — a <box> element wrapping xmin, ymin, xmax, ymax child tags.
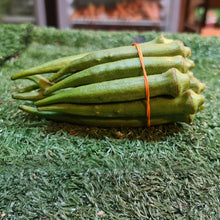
<box><xmin>199</xmin><ymin>105</ymin><xmax>205</xmax><ymax>111</ymax></box>
<box><xmin>11</xmin><ymin>74</ymin><xmax>17</xmax><ymax>80</ymax></box>
<box><xmin>12</xmin><ymin>90</ymin><xmax>45</xmax><ymax>101</ymax></box>
<box><xmin>186</xmin><ymin>89</ymin><xmax>205</xmax><ymax>113</ymax></box>
<box><xmin>11</xmin><ymin>70</ymin><xmax>30</xmax><ymax>80</ymax></box>
<box><xmin>184</xmin><ymin>47</ymin><xmax>191</xmax><ymax>57</ymax></box>
<box><xmin>185</xmin><ymin>59</ymin><xmax>195</xmax><ymax>72</ymax></box>
<box><xmin>19</xmin><ymin>105</ymin><xmax>36</xmax><ymax>114</ymax></box>
<box><xmin>200</xmin><ymin>83</ymin><xmax>206</xmax><ymax>92</ymax></box>
<box><xmin>188</xmin><ymin>114</ymin><xmax>195</xmax><ymax>123</ymax></box>
<box><xmin>18</xmin><ymin>105</ymin><xmax>25</xmax><ymax>111</ymax></box>
<box><xmin>12</xmin><ymin>93</ymin><xmax>21</xmax><ymax>99</ymax></box>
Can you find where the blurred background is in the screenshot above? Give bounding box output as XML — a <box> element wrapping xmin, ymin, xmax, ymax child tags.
<box><xmin>0</xmin><ymin>0</ymin><xmax>219</xmax><ymax>35</ymax></box>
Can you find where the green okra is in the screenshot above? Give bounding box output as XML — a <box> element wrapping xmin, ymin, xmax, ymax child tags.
<box><xmin>187</xmin><ymin>71</ymin><xmax>206</xmax><ymax>93</ymax></box>
<box><xmin>18</xmin><ymin>84</ymin><xmax>39</xmax><ymax>93</ymax></box>
<box><xmin>19</xmin><ymin>105</ymin><xmax>194</xmax><ymax>127</ymax></box>
<box><xmin>11</xmin><ymin>35</ymin><xmax>175</xmax><ymax>81</ymax></box>
<box><xmin>11</xmin><ymin>53</ymin><xmax>89</xmax><ymax>80</ymax></box>
<box><xmin>44</xmin><ymin>56</ymin><xmax>195</xmax><ymax>95</ymax></box>
<box><xmin>50</xmin><ymin>41</ymin><xmax>191</xmax><ymax>82</ymax></box>
<box><xmin>38</xmin><ymin>89</ymin><xmax>204</xmax><ymax>118</ymax></box>
<box><xmin>12</xmin><ymin>35</ymin><xmax>182</xmax><ymax>93</ymax></box>
<box><xmin>35</xmin><ymin>68</ymin><xmax>190</xmax><ymax>106</ymax></box>
<box><xmin>18</xmin><ymin>73</ymin><xmax>73</xmax><ymax>93</ymax></box>
<box><xmin>26</xmin><ymin>75</ymin><xmax>53</xmax><ymax>90</ymax></box>
<box><xmin>12</xmin><ymin>90</ymin><xmax>45</xmax><ymax>101</ymax></box>
<box><xmin>13</xmin><ymin>88</ymin><xmax>72</xmax><ymax>101</ymax></box>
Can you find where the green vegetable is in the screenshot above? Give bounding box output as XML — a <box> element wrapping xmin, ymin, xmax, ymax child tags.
<box><xmin>37</xmin><ymin>89</ymin><xmax>204</xmax><ymax>118</ymax></box>
<box><xmin>44</xmin><ymin>56</ymin><xmax>194</xmax><ymax>95</ymax></box>
<box><xmin>11</xmin><ymin>35</ymin><xmax>206</xmax><ymax>127</ymax></box>
<box><xmin>25</xmin><ymin>75</ymin><xmax>53</xmax><ymax>90</ymax></box>
<box><xmin>11</xmin><ymin>53</ymin><xmax>89</xmax><ymax>80</ymax></box>
<box><xmin>12</xmin><ymin>72</ymin><xmax>201</xmax><ymax>102</ymax></box>
<box><xmin>187</xmin><ymin>71</ymin><xmax>206</xmax><ymax>93</ymax></box>
<box><xmin>18</xmin><ymin>84</ymin><xmax>39</xmax><ymax>93</ymax></box>
<box><xmin>148</xmin><ymin>34</ymin><xmax>174</xmax><ymax>44</ymax></box>
<box><xmin>10</xmin><ymin>34</ymin><xmax>175</xmax><ymax>81</ymax></box>
<box><xmin>19</xmin><ymin>105</ymin><xmax>194</xmax><ymax>127</ymax></box>
<box><xmin>35</xmin><ymin>68</ymin><xmax>190</xmax><ymax>106</ymax></box>
<box><xmin>51</xmin><ymin>41</ymin><xmax>191</xmax><ymax>82</ymax></box>
<box><xmin>12</xmin><ymin>90</ymin><xmax>45</xmax><ymax>101</ymax></box>
<box><xmin>12</xmin><ymin>35</ymin><xmax>187</xmax><ymax>94</ymax></box>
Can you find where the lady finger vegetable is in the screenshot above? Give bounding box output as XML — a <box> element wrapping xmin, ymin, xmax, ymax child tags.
<box><xmin>25</xmin><ymin>75</ymin><xmax>53</xmax><ymax>90</ymax></box>
<box><xmin>12</xmin><ymin>71</ymin><xmax>199</xmax><ymax>102</ymax></box>
<box><xmin>18</xmin><ymin>84</ymin><xmax>39</xmax><ymax>93</ymax></box>
<box><xmin>11</xmin><ymin>53</ymin><xmax>89</xmax><ymax>80</ymax></box>
<box><xmin>11</xmin><ymin>34</ymin><xmax>184</xmax><ymax>94</ymax></box>
<box><xmin>34</xmin><ymin>68</ymin><xmax>190</xmax><ymax>106</ymax></box>
<box><xmin>12</xmin><ymin>90</ymin><xmax>45</xmax><ymax>101</ymax></box>
<box><xmin>187</xmin><ymin>71</ymin><xmax>206</xmax><ymax>93</ymax></box>
<box><xmin>51</xmin><ymin>41</ymin><xmax>191</xmax><ymax>81</ymax></box>
<box><xmin>10</xmin><ymin>34</ymin><xmax>173</xmax><ymax>81</ymax></box>
<box><xmin>37</xmin><ymin>89</ymin><xmax>204</xmax><ymax>118</ymax></box>
<box><xmin>11</xmin><ymin>35</ymin><xmax>206</xmax><ymax>127</ymax></box>
<box><xmin>19</xmin><ymin>105</ymin><xmax>194</xmax><ymax>127</ymax></box>
<box><xmin>44</xmin><ymin>56</ymin><xmax>194</xmax><ymax>95</ymax></box>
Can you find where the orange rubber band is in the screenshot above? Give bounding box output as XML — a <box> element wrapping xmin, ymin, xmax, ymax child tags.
<box><xmin>132</xmin><ymin>43</ymin><xmax>150</xmax><ymax>127</ymax></box>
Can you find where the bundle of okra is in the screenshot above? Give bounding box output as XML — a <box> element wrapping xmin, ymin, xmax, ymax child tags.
<box><xmin>11</xmin><ymin>35</ymin><xmax>206</xmax><ymax>127</ymax></box>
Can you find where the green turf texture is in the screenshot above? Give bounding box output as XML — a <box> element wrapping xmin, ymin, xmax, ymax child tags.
<box><xmin>0</xmin><ymin>24</ymin><xmax>219</xmax><ymax>219</ymax></box>
<box><xmin>0</xmin><ymin>24</ymin><xmax>32</xmax><ymax>65</ymax></box>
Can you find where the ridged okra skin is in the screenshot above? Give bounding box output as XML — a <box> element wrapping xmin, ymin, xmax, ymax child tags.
<box><xmin>35</xmin><ymin>68</ymin><xmax>190</xmax><ymax>106</ymax></box>
<box><xmin>19</xmin><ymin>105</ymin><xmax>194</xmax><ymax>127</ymax></box>
<box><xmin>187</xmin><ymin>71</ymin><xmax>206</xmax><ymax>93</ymax></box>
<box><xmin>38</xmin><ymin>89</ymin><xmax>204</xmax><ymax>118</ymax></box>
<box><xmin>11</xmin><ymin>53</ymin><xmax>89</xmax><ymax>80</ymax></box>
<box><xmin>53</xmin><ymin>41</ymin><xmax>191</xmax><ymax>81</ymax></box>
<box><xmin>44</xmin><ymin>56</ymin><xmax>195</xmax><ymax>95</ymax></box>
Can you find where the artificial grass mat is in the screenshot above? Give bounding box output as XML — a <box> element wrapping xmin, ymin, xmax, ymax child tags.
<box><xmin>0</xmin><ymin>24</ymin><xmax>219</xmax><ymax>219</ymax></box>
<box><xmin>0</xmin><ymin>24</ymin><xmax>32</xmax><ymax>65</ymax></box>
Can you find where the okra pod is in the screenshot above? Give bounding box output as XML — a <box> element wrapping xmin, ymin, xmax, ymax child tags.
<box><xmin>187</xmin><ymin>71</ymin><xmax>206</xmax><ymax>93</ymax></box>
<box><xmin>11</xmin><ymin>53</ymin><xmax>89</xmax><ymax>80</ymax></box>
<box><xmin>26</xmin><ymin>75</ymin><xmax>53</xmax><ymax>90</ymax></box>
<box><xmin>18</xmin><ymin>84</ymin><xmax>39</xmax><ymax>93</ymax></box>
<box><xmin>19</xmin><ymin>105</ymin><xmax>194</xmax><ymax>127</ymax></box>
<box><xmin>35</xmin><ymin>68</ymin><xmax>190</xmax><ymax>106</ymax></box>
<box><xmin>17</xmin><ymin>75</ymin><xmax>52</xmax><ymax>93</ymax></box>
<box><xmin>51</xmin><ymin>41</ymin><xmax>191</xmax><ymax>82</ymax></box>
<box><xmin>45</xmin><ymin>56</ymin><xmax>194</xmax><ymax>95</ymax></box>
<box><xmin>12</xmin><ymin>90</ymin><xmax>45</xmax><ymax>101</ymax></box>
<box><xmin>38</xmin><ymin>89</ymin><xmax>204</xmax><ymax>118</ymax></box>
